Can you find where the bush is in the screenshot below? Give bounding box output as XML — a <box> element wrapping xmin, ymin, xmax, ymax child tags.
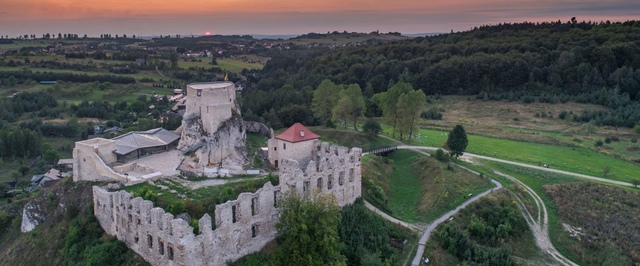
<box><xmin>362</xmin><ymin>119</ymin><xmax>382</xmax><ymax>136</ymax></box>
<box><xmin>595</xmin><ymin>140</ymin><xmax>604</xmax><ymax>147</ymax></box>
<box><xmin>604</xmin><ymin>137</ymin><xmax>611</xmax><ymax>144</ymax></box>
<box><xmin>559</xmin><ymin>111</ymin><xmax>568</xmax><ymax>120</ymax></box>
<box><xmin>435</xmin><ymin>149</ymin><xmax>449</xmax><ymax>162</ymax></box>
<box><xmin>610</xmin><ymin>135</ymin><xmax>619</xmax><ymax>142</ymax></box>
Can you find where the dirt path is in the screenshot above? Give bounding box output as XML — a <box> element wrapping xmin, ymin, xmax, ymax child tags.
<box><xmin>363</xmin><ymin>201</ymin><xmax>422</xmax><ymax>231</ymax></box>
<box><xmin>492</xmin><ymin>171</ymin><xmax>578</xmax><ymax>266</ymax></box>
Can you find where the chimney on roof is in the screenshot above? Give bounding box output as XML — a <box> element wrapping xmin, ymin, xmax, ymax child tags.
<box><xmin>300</xmin><ymin>130</ymin><xmax>305</xmax><ymax>137</ymax></box>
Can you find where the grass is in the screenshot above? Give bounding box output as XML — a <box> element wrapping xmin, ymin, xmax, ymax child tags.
<box><xmin>0</xmin><ymin>66</ymin><xmax>163</xmax><ymax>81</ymax></box>
<box><xmin>393</xmin><ymin>127</ymin><xmax>640</xmax><ymax>183</ymax></box>
<box><xmin>245</xmin><ymin>133</ymin><xmax>268</xmax><ymax>169</ymax></box>
<box><xmin>364</xmin><ymin>149</ymin><xmax>494</xmax><ymax>224</ymax></box>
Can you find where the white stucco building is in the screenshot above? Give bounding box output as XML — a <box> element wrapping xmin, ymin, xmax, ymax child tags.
<box><xmin>267</xmin><ymin>123</ymin><xmax>321</xmax><ymax>169</ymax></box>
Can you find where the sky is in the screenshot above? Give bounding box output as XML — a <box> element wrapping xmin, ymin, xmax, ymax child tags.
<box><xmin>1</xmin><ymin>0</ymin><xmax>639</xmax><ymax>37</ymax></box>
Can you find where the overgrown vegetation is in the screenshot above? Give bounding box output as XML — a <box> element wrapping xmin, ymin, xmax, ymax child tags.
<box><xmin>230</xmin><ymin>197</ymin><xmax>415</xmax><ymax>266</ymax></box>
<box><xmin>544</xmin><ymin>183</ymin><xmax>640</xmax><ymax>265</ymax></box>
<box><xmin>427</xmin><ymin>191</ymin><xmax>531</xmax><ymax>265</ymax></box>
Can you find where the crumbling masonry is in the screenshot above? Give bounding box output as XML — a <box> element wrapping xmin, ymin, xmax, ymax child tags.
<box><xmin>93</xmin><ymin>141</ymin><xmax>362</xmax><ymax>265</ymax></box>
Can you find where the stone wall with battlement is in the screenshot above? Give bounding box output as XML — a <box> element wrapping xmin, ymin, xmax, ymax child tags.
<box><xmin>92</xmin><ymin>142</ymin><xmax>361</xmax><ymax>266</ymax></box>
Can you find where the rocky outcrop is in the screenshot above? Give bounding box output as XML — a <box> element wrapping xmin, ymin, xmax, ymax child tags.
<box><xmin>178</xmin><ymin>110</ymin><xmax>246</xmax><ymax>172</ymax></box>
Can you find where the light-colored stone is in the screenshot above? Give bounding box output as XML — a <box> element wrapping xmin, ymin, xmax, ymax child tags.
<box><xmin>92</xmin><ymin>141</ymin><xmax>362</xmax><ymax>266</ymax></box>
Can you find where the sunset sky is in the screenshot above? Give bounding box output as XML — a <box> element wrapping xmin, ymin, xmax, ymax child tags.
<box><xmin>1</xmin><ymin>0</ymin><xmax>639</xmax><ymax>37</ymax></box>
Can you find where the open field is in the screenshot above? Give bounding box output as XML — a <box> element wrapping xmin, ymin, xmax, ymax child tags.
<box><xmin>391</xmin><ymin>127</ymin><xmax>640</xmax><ymax>183</ymax></box>
<box><xmin>0</xmin><ymin>66</ymin><xmax>163</xmax><ymax>81</ymax></box>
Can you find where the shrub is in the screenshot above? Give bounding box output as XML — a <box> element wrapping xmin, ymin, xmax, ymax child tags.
<box><xmin>604</xmin><ymin>137</ymin><xmax>611</xmax><ymax>144</ymax></box>
<box><xmin>626</xmin><ymin>145</ymin><xmax>639</xmax><ymax>152</ymax></box>
<box><xmin>610</xmin><ymin>135</ymin><xmax>619</xmax><ymax>142</ymax></box>
<box><xmin>595</xmin><ymin>140</ymin><xmax>604</xmax><ymax>147</ymax></box>
<box><xmin>362</xmin><ymin>119</ymin><xmax>382</xmax><ymax>136</ymax></box>
<box><xmin>435</xmin><ymin>149</ymin><xmax>449</xmax><ymax>162</ymax></box>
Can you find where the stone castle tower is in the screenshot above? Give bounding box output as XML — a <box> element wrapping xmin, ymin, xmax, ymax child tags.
<box><xmin>178</xmin><ymin>82</ymin><xmax>246</xmax><ymax>172</ymax></box>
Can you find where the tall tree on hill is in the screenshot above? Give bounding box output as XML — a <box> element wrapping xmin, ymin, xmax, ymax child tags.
<box><xmin>373</xmin><ymin>82</ymin><xmax>415</xmax><ymax>138</ymax></box>
<box><xmin>332</xmin><ymin>84</ymin><xmax>365</xmax><ymax>130</ymax></box>
<box><xmin>446</xmin><ymin>125</ymin><xmax>468</xmax><ymax>158</ymax></box>
<box><xmin>396</xmin><ymin>89</ymin><xmax>426</xmax><ymax>141</ymax></box>
<box><xmin>311</xmin><ymin>79</ymin><xmax>341</xmax><ymax>125</ymax></box>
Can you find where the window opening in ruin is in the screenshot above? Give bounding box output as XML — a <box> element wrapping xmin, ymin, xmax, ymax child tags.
<box><xmin>317</xmin><ymin>145</ymin><xmax>321</xmax><ymax>151</ymax></box>
<box><xmin>317</xmin><ymin>178</ymin><xmax>323</xmax><ymax>191</ymax></box>
<box><xmin>339</xmin><ymin>172</ymin><xmax>344</xmax><ymax>186</ymax></box>
<box><xmin>128</xmin><ymin>214</ymin><xmax>132</xmax><ymax>223</ymax></box>
<box><xmin>273</xmin><ymin>190</ymin><xmax>279</xmax><ymax>207</ymax></box>
<box><xmin>134</xmin><ymin>235</ymin><xmax>139</xmax><ymax>243</ymax></box>
<box><xmin>251</xmin><ymin>197</ymin><xmax>258</xmax><ymax>216</ymax></box>
<box><xmin>168</xmin><ymin>246</ymin><xmax>174</xmax><ymax>260</ymax></box>
<box><xmin>274</xmin><ymin>160</ymin><xmax>278</xmax><ymax>168</ymax></box>
<box><xmin>137</xmin><ymin>218</ymin><xmax>141</xmax><ymax>225</ymax></box>
<box><xmin>349</xmin><ymin>168</ymin><xmax>354</xmax><ymax>182</ymax></box>
<box><xmin>252</xmin><ymin>224</ymin><xmax>259</xmax><ymax>238</ymax></box>
<box><xmin>232</xmin><ymin>205</ymin><xmax>237</xmax><ymax>223</ymax></box>
<box><xmin>196</xmin><ymin>89</ymin><xmax>202</xmax><ymax>97</ymax></box>
<box><xmin>303</xmin><ymin>181</ymin><xmax>310</xmax><ymax>196</ymax></box>
<box><xmin>328</xmin><ymin>175</ymin><xmax>333</xmax><ymax>189</ymax></box>
<box><xmin>159</xmin><ymin>239</ymin><xmax>164</xmax><ymax>255</ymax></box>
<box><xmin>147</xmin><ymin>235</ymin><xmax>153</xmax><ymax>248</ymax></box>
<box><xmin>283</xmin><ymin>143</ymin><xmax>286</xmax><ymax>150</ymax></box>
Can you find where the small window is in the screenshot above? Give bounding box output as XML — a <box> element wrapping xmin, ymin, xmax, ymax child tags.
<box><xmin>283</xmin><ymin>143</ymin><xmax>286</xmax><ymax>150</ymax></box>
<box><xmin>349</xmin><ymin>168</ymin><xmax>355</xmax><ymax>182</ymax></box>
<box><xmin>317</xmin><ymin>178</ymin><xmax>323</xmax><ymax>190</ymax></box>
<box><xmin>196</xmin><ymin>89</ymin><xmax>202</xmax><ymax>97</ymax></box>
<box><xmin>232</xmin><ymin>205</ymin><xmax>237</xmax><ymax>223</ymax></box>
<box><xmin>274</xmin><ymin>147</ymin><xmax>277</xmax><ymax>151</ymax></box>
<box><xmin>273</xmin><ymin>190</ymin><xmax>279</xmax><ymax>207</ymax></box>
<box><xmin>147</xmin><ymin>235</ymin><xmax>153</xmax><ymax>248</ymax></box>
<box><xmin>168</xmin><ymin>246</ymin><xmax>174</xmax><ymax>260</ymax></box>
<box><xmin>251</xmin><ymin>197</ymin><xmax>258</xmax><ymax>216</ymax></box>
<box><xmin>339</xmin><ymin>172</ymin><xmax>344</xmax><ymax>186</ymax></box>
<box><xmin>134</xmin><ymin>235</ymin><xmax>139</xmax><ymax>243</ymax></box>
<box><xmin>252</xmin><ymin>224</ymin><xmax>259</xmax><ymax>238</ymax></box>
<box><xmin>159</xmin><ymin>239</ymin><xmax>164</xmax><ymax>255</ymax></box>
<box><xmin>274</xmin><ymin>160</ymin><xmax>278</xmax><ymax>168</ymax></box>
<box><xmin>328</xmin><ymin>175</ymin><xmax>333</xmax><ymax>189</ymax></box>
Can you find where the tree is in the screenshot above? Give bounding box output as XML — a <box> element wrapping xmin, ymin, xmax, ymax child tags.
<box><xmin>446</xmin><ymin>125</ymin><xmax>468</xmax><ymax>158</ymax></box>
<box><xmin>373</xmin><ymin>82</ymin><xmax>412</xmax><ymax>138</ymax></box>
<box><xmin>44</xmin><ymin>149</ymin><xmax>59</xmax><ymax>164</ymax></box>
<box><xmin>396</xmin><ymin>90</ymin><xmax>426</xmax><ymax>141</ymax></box>
<box><xmin>311</xmin><ymin>79</ymin><xmax>340</xmax><ymax>124</ymax></box>
<box><xmin>273</xmin><ymin>192</ymin><xmax>346</xmax><ymax>266</ymax></box>
<box><xmin>332</xmin><ymin>84</ymin><xmax>365</xmax><ymax>130</ymax></box>
<box><xmin>18</xmin><ymin>166</ymin><xmax>29</xmax><ymax>176</ymax></box>
<box><xmin>362</xmin><ymin>119</ymin><xmax>382</xmax><ymax>136</ymax></box>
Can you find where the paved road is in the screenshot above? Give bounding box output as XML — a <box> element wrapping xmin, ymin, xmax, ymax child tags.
<box><xmin>397</xmin><ymin>145</ymin><xmax>634</xmax><ymax>187</ymax></box>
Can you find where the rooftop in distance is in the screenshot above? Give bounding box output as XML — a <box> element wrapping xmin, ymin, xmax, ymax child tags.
<box><xmin>187</xmin><ymin>81</ymin><xmax>235</xmax><ymax>90</ymax></box>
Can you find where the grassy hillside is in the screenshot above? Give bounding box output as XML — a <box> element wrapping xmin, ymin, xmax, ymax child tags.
<box><xmin>363</xmin><ymin>150</ymin><xmax>493</xmax><ymax>223</ymax></box>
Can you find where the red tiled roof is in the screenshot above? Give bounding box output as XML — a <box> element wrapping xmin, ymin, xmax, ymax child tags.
<box><xmin>275</xmin><ymin>123</ymin><xmax>321</xmax><ymax>143</ymax></box>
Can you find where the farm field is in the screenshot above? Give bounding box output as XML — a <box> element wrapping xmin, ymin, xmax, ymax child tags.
<box><xmin>179</xmin><ymin>58</ymin><xmax>264</xmax><ymax>73</ymax></box>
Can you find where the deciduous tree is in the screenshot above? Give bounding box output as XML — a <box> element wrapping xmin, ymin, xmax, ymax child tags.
<box><xmin>274</xmin><ymin>192</ymin><xmax>346</xmax><ymax>266</ymax></box>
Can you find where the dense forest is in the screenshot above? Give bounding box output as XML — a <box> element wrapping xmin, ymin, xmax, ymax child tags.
<box><xmin>242</xmin><ymin>20</ymin><xmax>640</xmax><ymax>129</ymax></box>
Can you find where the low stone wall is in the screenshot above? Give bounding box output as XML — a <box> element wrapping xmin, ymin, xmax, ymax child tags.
<box><xmin>93</xmin><ymin>142</ymin><xmax>362</xmax><ymax>266</ymax></box>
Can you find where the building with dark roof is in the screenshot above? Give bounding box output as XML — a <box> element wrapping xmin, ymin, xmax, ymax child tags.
<box><xmin>112</xmin><ymin>128</ymin><xmax>180</xmax><ymax>162</ymax></box>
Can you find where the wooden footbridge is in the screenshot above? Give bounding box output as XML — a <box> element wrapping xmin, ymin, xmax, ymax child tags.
<box><xmin>362</xmin><ymin>146</ymin><xmax>398</xmax><ymax>156</ymax></box>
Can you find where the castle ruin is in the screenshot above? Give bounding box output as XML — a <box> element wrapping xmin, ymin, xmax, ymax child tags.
<box><xmin>93</xmin><ymin>142</ymin><xmax>362</xmax><ymax>265</ymax></box>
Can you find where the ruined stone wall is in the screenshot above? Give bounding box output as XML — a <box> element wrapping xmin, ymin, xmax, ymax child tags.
<box><xmin>73</xmin><ymin>138</ymin><xmax>128</xmax><ymax>183</ymax></box>
<box><xmin>93</xmin><ymin>142</ymin><xmax>361</xmax><ymax>266</ymax></box>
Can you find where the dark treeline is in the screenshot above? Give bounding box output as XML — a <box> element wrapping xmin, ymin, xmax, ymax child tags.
<box><xmin>0</xmin><ymin>92</ymin><xmax>58</xmax><ymax>122</ymax></box>
<box><xmin>243</xmin><ymin>20</ymin><xmax>640</xmax><ymax>128</ymax></box>
<box><xmin>0</xmin><ymin>71</ymin><xmax>136</xmax><ymax>84</ymax></box>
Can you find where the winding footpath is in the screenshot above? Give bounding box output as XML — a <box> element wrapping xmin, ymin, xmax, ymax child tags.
<box><xmin>368</xmin><ymin>136</ymin><xmax>586</xmax><ymax>265</ymax></box>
